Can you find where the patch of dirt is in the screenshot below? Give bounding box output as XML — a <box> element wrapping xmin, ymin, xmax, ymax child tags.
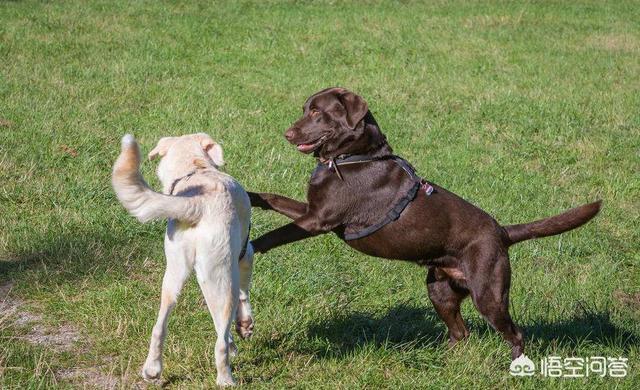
<box><xmin>0</xmin><ymin>281</ymin><xmax>31</xmax><ymax>320</ymax></box>
<box><xmin>613</xmin><ymin>290</ymin><xmax>640</xmax><ymax>310</ymax></box>
<box><xmin>0</xmin><ymin>118</ymin><xmax>13</xmax><ymax>128</ymax></box>
<box><xmin>59</xmin><ymin>144</ymin><xmax>78</xmax><ymax>157</ymax></box>
<box><xmin>587</xmin><ymin>33</ymin><xmax>639</xmax><ymax>52</ymax></box>
<box><xmin>1</xmin><ymin>281</ymin><xmax>147</xmax><ymax>389</ymax></box>
<box><xmin>0</xmin><ymin>281</ymin><xmax>80</xmax><ymax>352</ymax></box>
<box><xmin>56</xmin><ymin>367</ymin><xmax>119</xmax><ymax>389</ymax></box>
<box><xmin>27</xmin><ymin>324</ymin><xmax>81</xmax><ymax>351</ymax></box>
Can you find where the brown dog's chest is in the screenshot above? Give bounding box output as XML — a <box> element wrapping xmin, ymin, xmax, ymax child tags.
<box><xmin>307</xmin><ymin>159</ymin><xmax>498</xmax><ymax>263</ymax></box>
<box><xmin>309</xmin><ymin>158</ymin><xmax>449</xmax><ymax>249</ymax></box>
<box><xmin>343</xmin><ymin>188</ymin><xmax>450</xmax><ymax>260</ymax></box>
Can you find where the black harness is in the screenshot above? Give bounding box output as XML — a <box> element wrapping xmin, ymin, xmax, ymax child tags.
<box><xmin>169</xmin><ymin>170</ymin><xmax>198</xmax><ymax>196</ymax></box>
<box><xmin>238</xmin><ymin>225</ymin><xmax>250</xmax><ymax>260</ymax></box>
<box><xmin>169</xmin><ymin>170</ymin><xmax>251</xmax><ymax>260</ymax></box>
<box><xmin>320</xmin><ymin>154</ymin><xmax>434</xmax><ymax>241</ymax></box>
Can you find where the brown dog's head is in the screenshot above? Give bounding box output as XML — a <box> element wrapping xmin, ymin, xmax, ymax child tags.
<box><xmin>284</xmin><ymin>87</ymin><xmax>391</xmax><ymax>160</ymax></box>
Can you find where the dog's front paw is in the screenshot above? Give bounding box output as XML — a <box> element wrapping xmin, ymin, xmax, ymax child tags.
<box><xmin>141</xmin><ymin>359</ymin><xmax>162</xmax><ymax>382</ymax></box>
<box><xmin>216</xmin><ymin>374</ymin><xmax>236</xmax><ymax>387</ymax></box>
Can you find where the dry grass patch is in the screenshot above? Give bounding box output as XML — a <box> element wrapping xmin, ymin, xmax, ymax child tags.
<box><xmin>587</xmin><ymin>33</ymin><xmax>639</xmax><ymax>53</ymax></box>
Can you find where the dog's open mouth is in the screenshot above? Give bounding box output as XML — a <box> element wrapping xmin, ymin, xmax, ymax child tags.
<box><xmin>296</xmin><ymin>136</ymin><xmax>326</xmax><ymax>153</ymax></box>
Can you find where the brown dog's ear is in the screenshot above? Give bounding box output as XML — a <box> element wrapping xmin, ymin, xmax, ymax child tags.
<box><xmin>336</xmin><ymin>90</ymin><xmax>369</xmax><ymax>130</ymax></box>
<box><xmin>148</xmin><ymin>137</ymin><xmax>177</xmax><ymax>160</ymax></box>
<box><xmin>195</xmin><ymin>133</ymin><xmax>225</xmax><ymax>167</ymax></box>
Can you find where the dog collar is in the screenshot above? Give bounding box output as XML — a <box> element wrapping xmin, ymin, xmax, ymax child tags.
<box><xmin>168</xmin><ymin>170</ymin><xmax>198</xmax><ymax>195</ymax></box>
<box><xmin>321</xmin><ymin>154</ymin><xmax>395</xmax><ymax>180</ymax></box>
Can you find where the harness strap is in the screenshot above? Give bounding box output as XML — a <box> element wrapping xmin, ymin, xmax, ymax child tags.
<box><xmin>344</xmin><ymin>180</ymin><xmax>421</xmax><ymax>240</ymax></box>
<box><xmin>327</xmin><ymin>155</ymin><xmax>393</xmax><ymax>180</ymax></box>
<box><xmin>239</xmin><ymin>223</ymin><xmax>251</xmax><ymax>260</ymax></box>
<box><xmin>319</xmin><ymin>154</ymin><xmax>435</xmax><ymax>241</ymax></box>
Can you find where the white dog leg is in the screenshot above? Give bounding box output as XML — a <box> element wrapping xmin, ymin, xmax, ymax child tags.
<box><xmin>142</xmin><ymin>256</ymin><xmax>192</xmax><ymax>382</ymax></box>
<box><xmin>195</xmin><ymin>258</ymin><xmax>239</xmax><ymax>387</ymax></box>
<box><xmin>236</xmin><ymin>244</ymin><xmax>254</xmax><ymax>339</ymax></box>
<box><xmin>228</xmin><ymin>332</ymin><xmax>238</xmax><ymax>358</ymax></box>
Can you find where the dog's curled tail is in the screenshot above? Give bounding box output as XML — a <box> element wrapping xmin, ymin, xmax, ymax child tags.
<box><xmin>112</xmin><ymin>134</ymin><xmax>203</xmax><ymax>224</ymax></box>
<box><xmin>503</xmin><ymin>200</ymin><xmax>602</xmax><ymax>246</ymax></box>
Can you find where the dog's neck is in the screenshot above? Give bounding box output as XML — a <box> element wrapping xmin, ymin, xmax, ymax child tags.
<box><xmin>158</xmin><ymin>150</ymin><xmax>217</xmax><ymax>194</ymax></box>
<box><xmin>361</xmin><ymin>117</ymin><xmax>393</xmax><ymax>158</ymax></box>
<box><xmin>317</xmin><ymin>112</ymin><xmax>393</xmax><ymax>162</ymax></box>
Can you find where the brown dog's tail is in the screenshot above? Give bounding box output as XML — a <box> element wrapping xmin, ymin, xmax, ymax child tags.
<box><xmin>503</xmin><ymin>200</ymin><xmax>602</xmax><ymax>246</ymax></box>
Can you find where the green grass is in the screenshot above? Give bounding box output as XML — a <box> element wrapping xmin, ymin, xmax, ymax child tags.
<box><xmin>1</xmin><ymin>0</ymin><xmax>639</xmax><ymax>388</ymax></box>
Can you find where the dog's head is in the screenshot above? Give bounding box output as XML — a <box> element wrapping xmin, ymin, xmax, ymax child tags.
<box><xmin>148</xmin><ymin>133</ymin><xmax>224</xmax><ymax>183</ymax></box>
<box><xmin>148</xmin><ymin>133</ymin><xmax>224</xmax><ymax>165</ymax></box>
<box><xmin>284</xmin><ymin>87</ymin><xmax>391</xmax><ymax>160</ymax></box>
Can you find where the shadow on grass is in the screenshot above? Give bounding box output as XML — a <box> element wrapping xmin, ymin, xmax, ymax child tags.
<box><xmin>290</xmin><ymin>304</ymin><xmax>446</xmax><ymax>359</ymax></box>
<box><xmin>0</xmin><ymin>225</ymin><xmax>161</xmax><ymax>285</ymax></box>
<box><xmin>295</xmin><ymin>304</ymin><xmax>638</xmax><ymax>360</ymax></box>
<box><xmin>466</xmin><ymin>305</ymin><xmax>639</xmax><ymax>353</ymax></box>
<box><xmin>522</xmin><ymin>311</ymin><xmax>639</xmax><ymax>352</ymax></box>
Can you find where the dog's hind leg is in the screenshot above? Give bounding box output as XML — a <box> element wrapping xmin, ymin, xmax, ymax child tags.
<box><xmin>142</xmin><ymin>252</ymin><xmax>193</xmax><ymax>382</ymax></box>
<box><xmin>195</xmin><ymin>254</ymin><xmax>238</xmax><ymax>387</ymax></box>
<box><xmin>427</xmin><ymin>267</ymin><xmax>470</xmax><ymax>346</ymax></box>
<box><xmin>235</xmin><ymin>244</ymin><xmax>254</xmax><ymax>340</ymax></box>
<box><xmin>464</xmin><ymin>242</ymin><xmax>524</xmax><ymax>360</ymax></box>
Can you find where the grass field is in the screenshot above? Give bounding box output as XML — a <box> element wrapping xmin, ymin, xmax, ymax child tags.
<box><xmin>1</xmin><ymin>0</ymin><xmax>639</xmax><ymax>388</ymax></box>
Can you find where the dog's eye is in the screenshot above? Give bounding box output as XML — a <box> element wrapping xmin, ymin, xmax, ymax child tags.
<box><xmin>310</xmin><ymin>110</ymin><xmax>320</xmax><ymax>118</ymax></box>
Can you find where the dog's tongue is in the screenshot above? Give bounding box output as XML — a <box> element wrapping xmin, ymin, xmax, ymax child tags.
<box><xmin>296</xmin><ymin>143</ymin><xmax>316</xmax><ymax>152</ymax></box>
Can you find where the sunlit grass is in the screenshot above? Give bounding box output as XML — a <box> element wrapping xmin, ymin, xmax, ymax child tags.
<box><xmin>1</xmin><ymin>0</ymin><xmax>638</xmax><ymax>388</ymax></box>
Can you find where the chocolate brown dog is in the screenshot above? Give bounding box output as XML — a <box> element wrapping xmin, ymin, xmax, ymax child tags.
<box><xmin>249</xmin><ymin>87</ymin><xmax>601</xmax><ymax>360</ymax></box>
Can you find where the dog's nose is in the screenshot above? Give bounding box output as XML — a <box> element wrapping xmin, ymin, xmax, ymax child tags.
<box><xmin>284</xmin><ymin>128</ymin><xmax>296</xmax><ymax>141</ymax></box>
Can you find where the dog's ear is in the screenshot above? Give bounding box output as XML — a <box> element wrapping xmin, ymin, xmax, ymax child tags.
<box><xmin>196</xmin><ymin>134</ymin><xmax>225</xmax><ymax>167</ymax></box>
<box><xmin>204</xmin><ymin>143</ymin><xmax>224</xmax><ymax>167</ymax></box>
<box><xmin>336</xmin><ymin>90</ymin><xmax>368</xmax><ymax>130</ymax></box>
<box><xmin>148</xmin><ymin>137</ymin><xmax>177</xmax><ymax>160</ymax></box>
<box><xmin>192</xmin><ymin>158</ymin><xmax>209</xmax><ymax>169</ymax></box>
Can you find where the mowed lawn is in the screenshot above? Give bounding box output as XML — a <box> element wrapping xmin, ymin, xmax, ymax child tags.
<box><xmin>1</xmin><ymin>0</ymin><xmax>639</xmax><ymax>388</ymax></box>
